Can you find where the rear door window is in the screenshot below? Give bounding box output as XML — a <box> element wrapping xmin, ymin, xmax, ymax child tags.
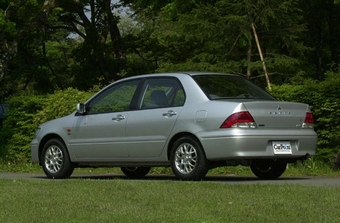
<box><xmin>141</xmin><ymin>78</ymin><xmax>186</xmax><ymax>109</ymax></box>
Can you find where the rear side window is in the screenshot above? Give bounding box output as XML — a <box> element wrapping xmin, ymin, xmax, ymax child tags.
<box><xmin>141</xmin><ymin>78</ymin><xmax>186</xmax><ymax>109</ymax></box>
<box><xmin>193</xmin><ymin>75</ymin><xmax>275</xmax><ymax>100</ymax></box>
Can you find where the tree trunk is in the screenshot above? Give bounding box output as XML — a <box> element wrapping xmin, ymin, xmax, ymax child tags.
<box><xmin>327</xmin><ymin>0</ymin><xmax>339</xmax><ymax>71</ymax></box>
<box><xmin>246</xmin><ymin>36</ymin><xmax>252</xmax><ymax>79</ymax></box>
<box><xmin>251</xmin><ymin>23</ymin><xmax>271</xmax><ymax>91</ymax></box>
<box><xmin>101</xmin><ymin>0</ymin><xmax>126</xmax><ymax>61</ymax></box>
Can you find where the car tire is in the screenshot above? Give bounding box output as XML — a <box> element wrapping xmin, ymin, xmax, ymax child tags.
<box><xmin>41</xmin><ymin>138</ymin><xmax>74</xmax><ymax>179</ymax></box>
<box><xmin>250</xmin><ymin>160</ymin><xmax>287</xmax><ymax>180</ymax></box>
<box><xmin>121</xmin><ymin>167</ymin><xmax>151</xmax><ymax>179</ymax></box>
<box><xmin>170</xmin><ymin>136</ymin><xmax>208</xmax><ymax>181</ymax></box>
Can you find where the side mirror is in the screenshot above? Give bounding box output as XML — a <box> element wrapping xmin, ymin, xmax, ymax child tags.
<box><xmin>76</xmin><ymin>103</ymin><xmax>86</xmax><ymax>115</ymax></box>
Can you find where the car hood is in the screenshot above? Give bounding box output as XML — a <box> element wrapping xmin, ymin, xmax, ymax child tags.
<box><xmin>39</xmin><ymin>112</ymin><xmax>77</xmax><ymax>130</ymax></box>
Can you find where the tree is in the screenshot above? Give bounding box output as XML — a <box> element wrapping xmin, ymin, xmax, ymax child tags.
<box><xmin>0</xmin><ymin>0</ymin><xmax>60</xmax><ymax>96</ymax></box>
<box><xmin>41</xmin><ymin>0</ymin><xmax>127</xmax><ymax>90</ymax></box>
<box><xmin>0</xmin><ymin>4</ymin><xmax>17</xmax><ymax>97</ymax></box>
<box><xmin>300</xmin><ymin>0</ymin><xmax>340</xmax><ymax>79</ymax></box>
<box><xmin>122</xmin><ymin>0</ymin><xmax>308</xmax><ymax>88</ymax></box>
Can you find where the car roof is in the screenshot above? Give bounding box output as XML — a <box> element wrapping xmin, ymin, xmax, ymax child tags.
<box><xmin>181</xmin><ymin>71</ymin><xmax>236</xmax><ymax>76</ymax></box>
<box><xmin>106</xmin><ymin>72</ymin><xmax>241</xmax><ymax>87</ymax></box>
<box><xmin>130</xmin><ymin>71</ymin><xmax>239</xmax><ymax>79</ymax></box>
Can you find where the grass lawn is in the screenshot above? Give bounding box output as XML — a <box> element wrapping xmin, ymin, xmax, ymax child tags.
<box><xmin>1</xmin><ymin>157</ymin><xmax>340</xmax><ymax>177</ymax></box>
<box><xmin>1</xmin><ymin>159</ymin><xmax>340</xmax><ymax>223</ymax></box>
<box><xmin>1</xmin><ymin>178</ymin><xmax>340</xmax><ymax>223</ymax></box>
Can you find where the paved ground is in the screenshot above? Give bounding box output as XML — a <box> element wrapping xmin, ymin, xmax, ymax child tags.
<box><xmin>1</xmin><ymin>172</ymin><xmax>340</xmax><ymax>187</ymax></box>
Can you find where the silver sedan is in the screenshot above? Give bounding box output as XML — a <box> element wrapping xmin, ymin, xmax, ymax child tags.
<box><xmin>31</xmin><ymin>72</ymin><xmax>317</xmax><ymax>180</ymax></box>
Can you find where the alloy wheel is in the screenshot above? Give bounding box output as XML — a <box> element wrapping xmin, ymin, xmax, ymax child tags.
<box><xmin>44</xmin><ymin>145</ymin><xmax>63</xmax><ymax>173</ymax></box>
<box><xmin>174</xmin><ymin>143</ymin><xmax>198</xmax><ymax>174</ymax></box>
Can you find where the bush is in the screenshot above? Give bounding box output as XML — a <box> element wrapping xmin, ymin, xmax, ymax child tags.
<box><xmin>2</xmin><ymin>73</ymin><xmax>340</xmax><ymax>165</ymax></box>
<box><xmin>0</xmin><ymin>88</ymin><xmax>92</xmax><ymax>162</ymax></box>
<box><xmin>1</xmin><ymin>95</ymin><xmax>45</xmax><ymax>162</ymax></box>
<box><xmin>34</xmin><ymin>88</ymin><xmax>92</xmax><ymax>124</ymax></box>
<box><xmin>271</xmin><ymin>72</ymin><xmax>340</xmax><ymax>162</ymax></box>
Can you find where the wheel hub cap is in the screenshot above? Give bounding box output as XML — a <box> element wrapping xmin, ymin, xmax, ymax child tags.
<box><xmin>175</xmin><ymin>143</ymin><xmax>197</xmax><ymax>174</ymax></box>
<box><xmin>45</xmin><ymin>145</ymin><xmax>63</xmax><ymax>173</ymax></box>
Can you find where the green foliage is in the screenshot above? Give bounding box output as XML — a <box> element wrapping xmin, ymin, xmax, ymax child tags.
<box><xmin>0</xmin><ymin>10</ymin><xmax>16</xmax><ymax>38</ymax></box>
<box><xmin>0</xmin><ymin>127</ymin><xmax>11</xmax><ymax>158</ymax></box>
<box><xmin>1</xmin><ymin>95</ymin><xmax>45</xmax><ymax>162</ymax></box>
<box><xmin>285</xmin><ymin>157</ymin><xmax>336</xmax><ymax>175</ymax></box>
<box><xmin>157</xmin><ymin>61</ymin><xmax>244</xmax><ymax>74</ymax></box>
<box><xmin>3</xmin><ymin>74</ymin><xmax>340</xmax><ymax>164</ymax></box>
<box><xmin>271</xmin><ymin>72</ymin><xmax>340</xmax><ymax>162</ymax></box>
<box><xmin>1</xmin><ymin>88</ymin><xmax>92</xmax><ymax>162</ymax></box>
<box><xmin>34</xmin><ymin>88</ymin><xmax>92</xmax><ymax>124</ymax></box>
<box><xmin>0</xmin><ymin>0</ymin><xmax>340</xmax><ymax>166</ymax></box>
<box><xmin>129</xmin><ymin>0</ymin><xmax>309</xmax><ymax>85</ymax></box>
<box><xmin>0</xmin><ymin>7</ymin><xmax>18</xmax><ymax>96</ymax></box>
<box><xmin>299</xmin><ymin>0</ymin><xmax>340</xmax><ymax>78</ymax></box>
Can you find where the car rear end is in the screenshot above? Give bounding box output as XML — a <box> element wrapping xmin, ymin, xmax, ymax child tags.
<box><xmin>197</xmin><ymin>101</ymin><xmax>317</xmax><ymax>161</ymax></box>
<box><xmin>190</xmin><ymin>73</ymin><xmax>317</xmax><ymax>163</ymax></box>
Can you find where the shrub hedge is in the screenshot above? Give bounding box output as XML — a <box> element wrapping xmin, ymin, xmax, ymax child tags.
<box><xmin>271</xmin><ymin>72</ymin><xmax>340</xmax><ymax>163</ymax></box>
<box><xmin>0</xmin><ymin>88</ymin><xmax>92</xmax><ymax>162</ymax></box>
<box><xmin>1</xmin><ymin>73</ymin><xmax>340</xmax><ymax>164</ymax></box>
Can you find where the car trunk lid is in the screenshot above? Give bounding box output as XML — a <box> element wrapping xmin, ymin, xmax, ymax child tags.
<box><xmin>242</xmin><ymin>101</ymin><xmax>310</xmax><ymax>129</ymax></box>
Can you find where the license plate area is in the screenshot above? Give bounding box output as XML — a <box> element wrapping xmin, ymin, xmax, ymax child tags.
<box><xmin>272</xmin><ymin>141</ymin><xmax>292</xmax><ymax>154</ymax></box>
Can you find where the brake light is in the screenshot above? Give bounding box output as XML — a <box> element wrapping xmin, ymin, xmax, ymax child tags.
<box><xmin>220</xmin><ymin>111</ymin><xmax>257</xmax><ymax>128</ymax></box>
<box><xmin>302</xmin><ymin>112</ymin><xmax>314</xmax><ymax>129</ymax></box>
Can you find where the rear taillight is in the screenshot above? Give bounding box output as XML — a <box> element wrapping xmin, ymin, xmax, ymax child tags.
<box><xmin>220</xmin><ymin>111</ymin><xmax>257</xmax><ymax>128</ymax></box>
<box><xmin>302</xmin><ymin>112</ymin><xmax>314</xmax><ymax>129</ymax></box>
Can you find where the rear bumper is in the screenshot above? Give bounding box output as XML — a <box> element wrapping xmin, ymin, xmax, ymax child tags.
<box><xmin>197</xmin><ymin>129</ymin><xmax>317</xmax><ymax>160</ymax></box>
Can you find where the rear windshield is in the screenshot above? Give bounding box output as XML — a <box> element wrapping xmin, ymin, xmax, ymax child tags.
<box><xmin>193</xmin><ymin>75</ymin><xmax>275</xmax><ymax>100</ymax></box>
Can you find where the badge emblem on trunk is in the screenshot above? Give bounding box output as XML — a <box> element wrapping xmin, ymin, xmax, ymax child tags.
<box><xmin>277</xmin><ymin>105</ymin><xmax>281</xmax><ymax>110</ymax></box>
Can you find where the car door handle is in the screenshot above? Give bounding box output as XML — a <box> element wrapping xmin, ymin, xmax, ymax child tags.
<box><xmin>112</xmin><ymin>115</ymin><xmax>125</xmax><ymax>121</ymax></box>
<box><xmin>162</xmin><ymin>110</ymin><xmax>177</xmax><ymax>118</ymax></box>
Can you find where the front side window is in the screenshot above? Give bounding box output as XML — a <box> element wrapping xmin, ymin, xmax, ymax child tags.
<box><xmin>141</xmin><ymin>78</ymin><xmax>185</xmax><ymax>109</ymax></box>
<box><xmin>193</xmin><ymin>75</ymin><xmax>275</xmax><ymax>100</ymax></box>
<box><xmin>87</xmin><ymin>80</ymin><xmax>140</xmax><ymax>114</ymax></box>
